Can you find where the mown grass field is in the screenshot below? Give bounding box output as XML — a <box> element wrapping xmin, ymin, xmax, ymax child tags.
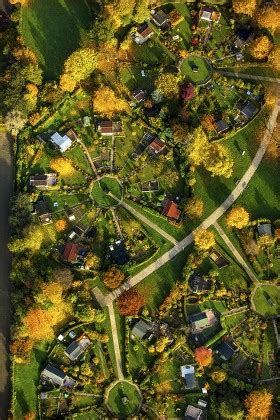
<box><xmin>20</xmin><ymin>0</ymin><xmax>92</xmax><ymax>79</ymax></box>
<box><xmin>253</xmin><ymin>285</ymin><xmax>280</xmax><ymax>317</ymax></box>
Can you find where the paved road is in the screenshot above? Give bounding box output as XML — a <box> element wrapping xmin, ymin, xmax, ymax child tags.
<box><xmin>0</xmin><ymin>133</ymin><xmax>13</xmax><ymax>419</ymax></box>
<box><xmin>107</xmin><ymin>303</ymin><xmax>124</xmax><ymax>380</ymax></box>
<box><xmin>217</xmin><ymin>70</ymin><xmax>280</xmax><ymax>84</ymax></box>
<box><xmin>109</xmin><ymin>193</ymin><xmax>178</xmax><ymax>245</ymax></box>
<box><xmin>213</xmin><ymin>222</ymin><xmax>259</xmax><ymax>284</ymax></box>
<box><xmin>93</xmin><ymin>89</ymin><xmax>280</xmax><ymax>307</ymax></box>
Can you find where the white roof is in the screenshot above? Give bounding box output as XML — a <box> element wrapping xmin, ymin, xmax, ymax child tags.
<box><xmin>201</xmin><ymin>11</ymin><xmax>212</xmax><ymax>21</ymax></box>
<box><xmin>50</xmin><ymin>132</ymin><xmax>72</xmax><ymax>153</ymax></box>
<box><xmin>180</xmin><ymin>364</ymin><xmax>195</xmax><ymax>378</ymax></box>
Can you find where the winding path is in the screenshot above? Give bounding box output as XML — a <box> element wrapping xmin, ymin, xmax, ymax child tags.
<box><xmin>0</xmin><ymin>133</ymin><xmax>13</xmax><ymax>420</ymax></box>
<box><xmin>93</xmin><ymin>88</ymin><xmax>280</xmax><ymax>308</ymax></box>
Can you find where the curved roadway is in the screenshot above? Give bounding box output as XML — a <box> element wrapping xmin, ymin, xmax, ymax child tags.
<box><xmin>0</xmin><ymin>133</ymin><xmax>13</xmax><ymax>419</ymax></box>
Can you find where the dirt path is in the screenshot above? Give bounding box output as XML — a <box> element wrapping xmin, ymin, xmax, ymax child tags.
<box><xmin>0</xmin><ymin>133</ymin><xmax>14</xmax><ymax>419</ymax></box>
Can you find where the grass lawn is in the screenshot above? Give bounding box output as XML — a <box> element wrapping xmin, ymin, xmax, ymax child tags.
<box><xmin>106</xmin><ymin>381</ymin><xmax>141</xmax><ymax>417</ymax></box>
<box><xmin>136</xmin><ymin>247</ymin><xmax>193</xmax><ymax>313</ymax></box>
<box><xmin>13</xmin><ymin>341</ymin><xmax>49</xmax><ymax>419</ymax></box>
<box><xmin>185</xmin><ymin>300</ymin><xmax>228</xmax><ymax>316</ymax></box>
<box><xmin>223</xmin><ymin>311</ymin><xmax>247</xmax><ymax>329</ymax></box>
<box><xmin>64</xmin><ymin>145</ymin><xmax>93</xmax><ymax>174</ymax></box>
<box><xmin>127</xmin><ymin>339</ymin><xmax>155</xmax><ymax>377</ymax></box>
<box><xmin>20</xmin><ymin>0</ymin><xmax>92</xmax><ymax>79</ymax></box>
<box><xmin>180</xmin><ymin>55</ymin><xmax>211</xmax><ymax>84</ymax></box>
<box><xmin>91</xmin><ymin>177</ymin><xmax>122</xmax><ymax>207</ymax></box>
<box><xmin>253</xmin><ymin>285</ymin><xmax>280</xmax><ymax>317</ymax></box>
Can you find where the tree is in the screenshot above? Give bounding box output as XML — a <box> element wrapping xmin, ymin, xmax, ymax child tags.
<box><xmin>9</xmin><ymin>193</ymin><xmax>32</xmax><ymax>235</ymax></box>
<box><xmin>5</xmin><ymin>111</ymin><xmax>27</xmax><ymax>135</ymax></box>
<box><xmin>244</xmin><ymin>389</ymin><xmax>273</xmax><ymax>419</ymax></box>
<box><xmin>117</xmin><ymin>288</ymin><xmax>145</xmax><ymax>315</ymax></box>
<box><xmin>55</xmin><ymin>219</ymin><xmax>68</xmax><ymax>232</ymax></box>
<box><xmin>194</xmin><ymin>346</ymin><xmax>213</xmax><ymax>367</ymax></box>
<box><xmin>269</xmin><ymin>46</ymin><xmax>280</xmax><ymax>72</ymax></box>
<box><xmin>103</xmin><ymin>266</ymin><xmax>125</xmax><ymax>289</ymax></box>
<box><xmin>218</xmin><ymin>395</ymin><xmax>244</xmax><ymax>419</ymax></box>
<box><xmin>122</xmin><ymin>219</ymin><xmax>142</xmax><ymax>237</ymax></box>
<box><xmin>155</xmin><ymin>337</ymin><xmax>170</xmax><ymax>353</ymax></box>
<box><xmin>201</xmin><ymin>114</ymin><xmax>216</xmax><ymax>132</ymax></box>
<box><xmin>171</xmin><ymin>120</ymin><xmax>188</xmax><ymax>144</ymax></box>
<box><xmin>184</xmin><ymin>197</ymin><xmax>204</xmax><ymax>219</ymax></box>
<box><xmin>194</xmin><ymin>229</ymin><xmax>215</xmax><ymax>252</ymax></box>
<box><xmin>181</xmin><ymin>83</ymin><xmax>195</xmax><ymax>101</ymax></box>
<box><xmin>51</xmin><ymin>267</ymin><xmax>73</xmax><ymax>290</ymax></box>
<box><xmin>60</xmin><ymin>48</ymin><xmax>98</xmax><ymax>92</ymax></box>
<box><xmin>50</xmin><ymin>158</ymin><xmax>76</xmax><ymax>177</ymax></box>
<box><xmin>155</xmin><ymin>73</ymin><xmax>179</xmax><ymax>99</ymax></box>
<box><xmin>85</xmin><ymin>252</ymin><xmax>101</xmax><ymax>270</ymax></box>
<box><xmin>249</xmin><ymin>36</ymin><xmax>274</xmax><ymax>60</ymax></box>
<box><xmin>232</xmin><ymin>0</ymin><xmax>258</xmax><ymax>16</ymax></box>
<box><xmin>9</xmin><ymin>224</ymin><xmax>45</xmax><ymax>253</ymax></box>
<box><xmin>256</xmin><ymin>6</ymin><xmax>280</xmax><ymax>33</ymax></box>
<box><xmin>210</xmin><ymin>369</ymin><xmax>227</xmax><ymax>383</ymax></box>
<box><xmin>10</xmin><ymin>337</ymin><xmax>33</xmax><ymax>363</ymax></box>
<box><xmin>187</xmin><ymin>127</ymin><xmax>209</xmax><ymax>166</ymax></box>
<box><xmin>204</xmin><ymin>143</ymin><xmax>234</xmax><ymax>178</ymax></box>
<box><xmin>226</xmin><ymin>207</ymin><xmax>250</xmax><ymax>229</ymax></box>
<box><xmin>92</xmin><ymin>86</ymin><xmax>128</xmax><ymax>116</ymax></box>
<box><xmin>35</xmin><ymin>282</ymin><xmax>64</xmax><ymax>307</ymax></box>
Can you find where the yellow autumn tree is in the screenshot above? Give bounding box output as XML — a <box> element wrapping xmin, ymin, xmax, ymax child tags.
<box><xmin>35</xmin><ymin>282</ymin><xmax>64</xmax><ymax>306</ymax></box>
<box><xmin>269</xmin><ymin>46</ymin><xmax>280</xmax><ymax>72</ymax></box>
<box><xmin>50</xmin><ymin>158</ymin><xmax>76</xmax><ymax>177</ymax></box>
<box><xmin>249</xmin><ymin>36</ymin><xmax>274</xmax><ymax>60</ymax></box>
<box><xmin>244</xmin><ymin>389</ymin><xmax>273</xmax><ymax>419</ymax></box>
<box><xmin>184</xmin><ymin>197</ymin><xmax>204</xmax><ymax>219</ymax></box>
<box><xmin>232</xmin><ymin>0</ymin><xmax>258</xmax><ymax>16</ymax></box>
<box><xmin>9</xmin><ymin>0</ymin><xmax>29</xmax><ymax>5</ymax></box>
<box><xmin>226</xmin><ymin>207</ymin><xmax>250</xmax><ymax>229</ymax></box>
<box><xmin>188</xmin><ymin>127</ymin><xmax>209</xmax><ymax>166</ymax></box>
<box><xmin>155</xmin><ymin>73</ymin><xmax>179</xmax><ymax>99</ymax></box>
<box><xmin>210</xmin><ymin>369</ymin><xmax>228</xmax><ymax>383</ymax></box>
<box><xmin>60</xmin><ymin>48</ymin><xmax>98</xmax><ymax>92</ymax></box>
<box><xmin>204</xmin><ymin>143</ymin><xmax>234</xmax><ymax>178</ymax></box>
<box><xmin>194</xmin><ymin>228</ymin><xmax>215</xmax><ymax>251</ymax></box>
<box><xmin>256</xmin><ymin>6</ymin><xmax>280</xmax><ymax>34</ymax></box>
<box><xmin>92</xmin><ymin>86</ymin><xmax>128</xmax><ymax>116</ymax></box>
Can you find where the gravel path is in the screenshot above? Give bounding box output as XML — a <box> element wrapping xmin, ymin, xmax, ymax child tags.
<box><xmin>0</xmin><ymin>133</ymin><xmax>14</xmax><ymax>419</ymax></box>
<box><xmin>217</xmin><ymin>70</ymin><xmax>280</xmax><ymax>84</ymax></box>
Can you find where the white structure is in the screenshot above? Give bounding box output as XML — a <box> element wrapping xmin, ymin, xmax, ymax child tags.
<box><xmin>50</xmin><ymin>132</ymin><xmax>72</xmax><ymax>153</ymax></box>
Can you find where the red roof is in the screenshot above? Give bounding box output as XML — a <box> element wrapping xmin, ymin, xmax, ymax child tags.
<box><xmin>149</xmin><ymin>138</ymin><xmax>166</xmax><ymax>154</ymax></box>
<box><xmin>99</xmin><ymin>121</ymin><xmax>113</xmax><ymax>134</ymax></box>
<box><xmin>163</xmin><ymin>200</ymin><xmax>181</xmax><ymax>221</ymax></box>
<box><xmin>63</xmin><ymin>243</ymin><xmax>78</xmax><ymax>262</ymax></box>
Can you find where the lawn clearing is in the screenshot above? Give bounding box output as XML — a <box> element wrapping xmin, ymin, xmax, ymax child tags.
<box><xmin>64</xmin><ymin>145</ymin><xmax>93</xmax><ymax>174</ymax></box>
<box><xmin>253</xmin><ymin>285</ymin><xmax>280</xmax><ymax>317</ymax></box>
<box><xmin>180</xmin><ymin>55</ymin><xmax>211</xmax><ymax>84</ymax></box>
<box><xmin>106</xmin><ymin>381</ymin><xmax>142</xmax><ymax>417</ymax></box>
<box><xmin>13</xmin><ymin>341</ymin><xmax>49</xmax><ymax>419</ymax></box>
<box><xmin>20</xmin><ymin>0</ymin><xmax>92</xmax><ymax>79</ymax></box>
<box><xmin>91</xmin><ymin>177</ymin><xmax>122</xmax><ymax>207</ymax></box>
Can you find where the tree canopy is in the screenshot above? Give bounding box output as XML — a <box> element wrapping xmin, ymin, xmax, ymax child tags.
<box><xmin>227</xmin><ymin>206</ymin><xmax>250</xmax><ymax>229</ymax></box>
<box><xmin>244</xmin><ymin>389</ymin><xmax>273</xmax><ymax>419</ymax></box>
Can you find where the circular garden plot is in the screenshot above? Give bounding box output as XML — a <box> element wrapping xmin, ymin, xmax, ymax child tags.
<box><xmin>180</xmin><ymin>55</ymin><xmax>212</xmax><ymax>84</ymax></box>
<box><xmin>91</xmin><ymin>176</ymin><xmax>123</xmax><ymax>208</ymax></box>
<box><xmin>253</xmin><ymin>285</ymin><xmax>280</xmax><ymax>317</ymax></box>
<box><xmin>106</xmin><ymin>380</ymin><xmax>142</xmax><ymax>417</ymax></box>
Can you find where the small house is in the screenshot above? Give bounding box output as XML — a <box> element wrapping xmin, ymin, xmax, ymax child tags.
<box><xmin>135</xmin><ymin>23</ymin><xmax>154</xmax><ymax>44</ymax></box>
<box><xmin>65</xmin><ymin>128</ymin><xmax>78</xmax><ymax>142</ymax></box>
<box><xmin>185</xmin><ymin>405</ymin><xmax>203</xmax><ymax>420</ymax></box>
<box><xmin>50</xmin><ymin>132</ymin><xmax>72</xmax><ymax>153</ymax></box>
<box><xmin>133</xmin><ymin>89</ymin><xmax>147</xmax><ymax>103</ymax></box>
<box><xmin>30</xmin><ymin>173</ymin><xmax>57</xmax><ymax>189</ymax></box>
<box><xmin>62</xmin><ymin>243</ymin><xmax>78</xmax><ymax>263</ymax></box>
<box><xmin>83</xmin><ymin>116</ymin><xmax>91</xmax><ymax>127</ymax></box>
<box><xmin>216</xmin><ymin>120</ymin><xmax>229</xmax><ymax>134</ymax></box>
<box><xmin>237</xmin><ymin>101</ymin><xmax>258</xmax><ymax>120</ymax></box>
<box><xmin>200</xmin><ymin>7</ymin><xmax>221</xmax><ymax>23</ymax></box>
<box><xmin>257</xmin><ymin>223</ymin><xmax>272</xmax><ymax>237</ymax></box>
<box><xmin>235</xmin><ymin>25</ymin><xmax>254</xmax><ymax>48</ymax></box>
<box><xmin>34</xmin><ymin>200</ymin><xmax>52</xmax><ymax>225</ymax></box>
<box><xmin>151</xmin><ymin>9</ymin><xmax>169</xmax><ymax>29</ymax></box>
<box><xmin>180</xmin><ymin>365</ymin><xmax>198</xmax><ymax>389</ymax></box>
<box><xmin>162</xmin><ymin>199</ymin><xmax>181</xmax><ymax>221</ymax></box>
<box><xmin>65</xmin><ymin>335</ymin><xmax>91</xmax><ymax>361</ymax></box>
<box><xmin>216</xmin><ymin>341</ymin><xmax>235</xmax><ymax>361</ymax></box>
<box><xmin>189</xmin><ymin>310</ymin><xmax>218</xmax><ymax>333</ymax></box>
<box><xmin>109</xmin><ymin>240</ymin><xmax>130</xmax><ymax>265</ymax></box>
<box><xmin>131</xmin><ymin>319</ymin><xmax>152</xmax><ymax>339</ymax></box>
<box><xmin>41</xmin><ymin>364</ymin><xmax>75</xmax><ymax>388</ymax></box>
<box><xmin>189</xmin><ymin>275</ymin><xmax>212</xmax><ymax>294</ymax></box>
<box><xmin>98</xmin><ymin>121</ymin><xmax>123</xmax><ymax>136</ymax></box>
<box><xmin>148</xmin><ymin>138</ymin><xmax>166</xmax><ymax>156</ymax></box>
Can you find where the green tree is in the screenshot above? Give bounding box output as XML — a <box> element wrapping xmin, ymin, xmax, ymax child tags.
<box><xmin>218</xmin><ymin>395</ymin><xmax>244</xmax><ymax>419</ymax></box>
<box><xmin>184</xmin><ymin>197</ymin><xmax>204</xmax><ymax>219</ymax></box>
<box><xmin>155</xmin><ymin>73</ymin><xmax>180</xmax><ymax>99</ymax></box>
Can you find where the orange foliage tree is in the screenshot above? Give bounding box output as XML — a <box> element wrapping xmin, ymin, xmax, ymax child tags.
<box><xmin>256</xmin><ymin>6</ymin><xmax>280</xmax><ymax>33</ymax></box>
<box><xmin>55</xmin><ymin>219</ymin><xmax>68</xmax><ymax>232</ymax></box>
<box><xmin>194</xmin><ymin>346</ymin><xmax>213</xmax><ymax>367</ymax></box>
<box><xmin>244</xmin><ymin>389</ymin><xmax>273</xmax><ymax>419</ymax></box>
<box><xmin>117</xmin><ymin>289</ymin><xmax>145</xmax><ymax>316</ymax></box>
<box><xmin>103</xmin><ymin>266</ymin><xmax>125</xmax><ymax>289</ymax></box>
<box><xmin>10</xmin><ymin>337</ymin><xmax>33</xmax><ymax>363</ymax></box>
<box><xmin>92</xmin><ymin>86</ymin><xmax>128</xmax><ymax>117</ymax></box>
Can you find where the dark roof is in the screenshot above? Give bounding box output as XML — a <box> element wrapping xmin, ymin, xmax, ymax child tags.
<box><xmin>216</xmin><ymin>120</ymin><xmax>229</xmax><ymax>133</ymax></box>
<box><xmin>41</xmin><ymin>364</ymin><xmax>66</xmax><ymax>386</ymax></box>
<box><xmin>216</xmin><ymin>341</ymin><xmax>235</xmax><ymax>361</ymax></box>
<box><xmin>257</xmin><ymin>223</ymin><xmax>272</xmax><ymax>237</ymax></box>
<box><xmin>85</xmin><ymin>227</ymin><xmax>97</xmax><ymax>238</ymax></box>
<box><xmin>109</xmin><ymin>240</ymin><xmax>130</xmax><ymax>265</ymax></box>
<box><xmin>133</xmin><ymin>89</ymin><xmax>146</xmax><ymax>102</ymax></box>
<box><xmin>148</xmin><ymin>138</ymin><xmax>166</xmax><ymax>154</ymax></box>
<box><xmin>65</xmin><ymin>336</ymin><xmax>91</xmax><ymax>361</ymax></box>
<box><xmin>236</xmin><ymin>25</ymin><xmax>254</xmax><ymax>42</ymax></box>
<box><xmin>163</xmin><ymin>199</ymin><xmax>181</xmax><ymax>221</ymax></box>
<box><xmin>63</xmin><ymin>243</ymin><xmax>78</xmax><ymax>262</ymax></box>
<box><xmin>189</xmin><ymin>275</ymin><xmax>212</xmax><ymax>293</ymax></box>
<box><xmin>152</xmin><ymin>10</ymin><xmax>169</xmax><ymax>26</ymax></box>
<box><xmin>35</xmin><ymin>200</ymin><xmax>50</xmax><ymax>216</ymax></box>
<box><xmin>131</xmin><ymin>319</ymin><xmax>152</xmax><ymax>339</ymax></box>
<box><xmin>30</xmin><ymin>174</ymin><xmax>57</xmax><ymax>187</ymax></box>
<box><xmin>185</xmin><ymin>405</ymin><xmax>203</xmax><ymax>420</ymax></box>
<box><xmin>240</xmin><ymin>101</ymin><xmax>257</xmax><ymax>119</ymax></box>
<box><xmin>137</xmin><ymin>23</ymin><xmax>154</xmax><ymax>38</ymax></box>
<box><xmin>99</xmin><ymin>120</ymin><xmax>113</xmax><ymax>134</ymax></box>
